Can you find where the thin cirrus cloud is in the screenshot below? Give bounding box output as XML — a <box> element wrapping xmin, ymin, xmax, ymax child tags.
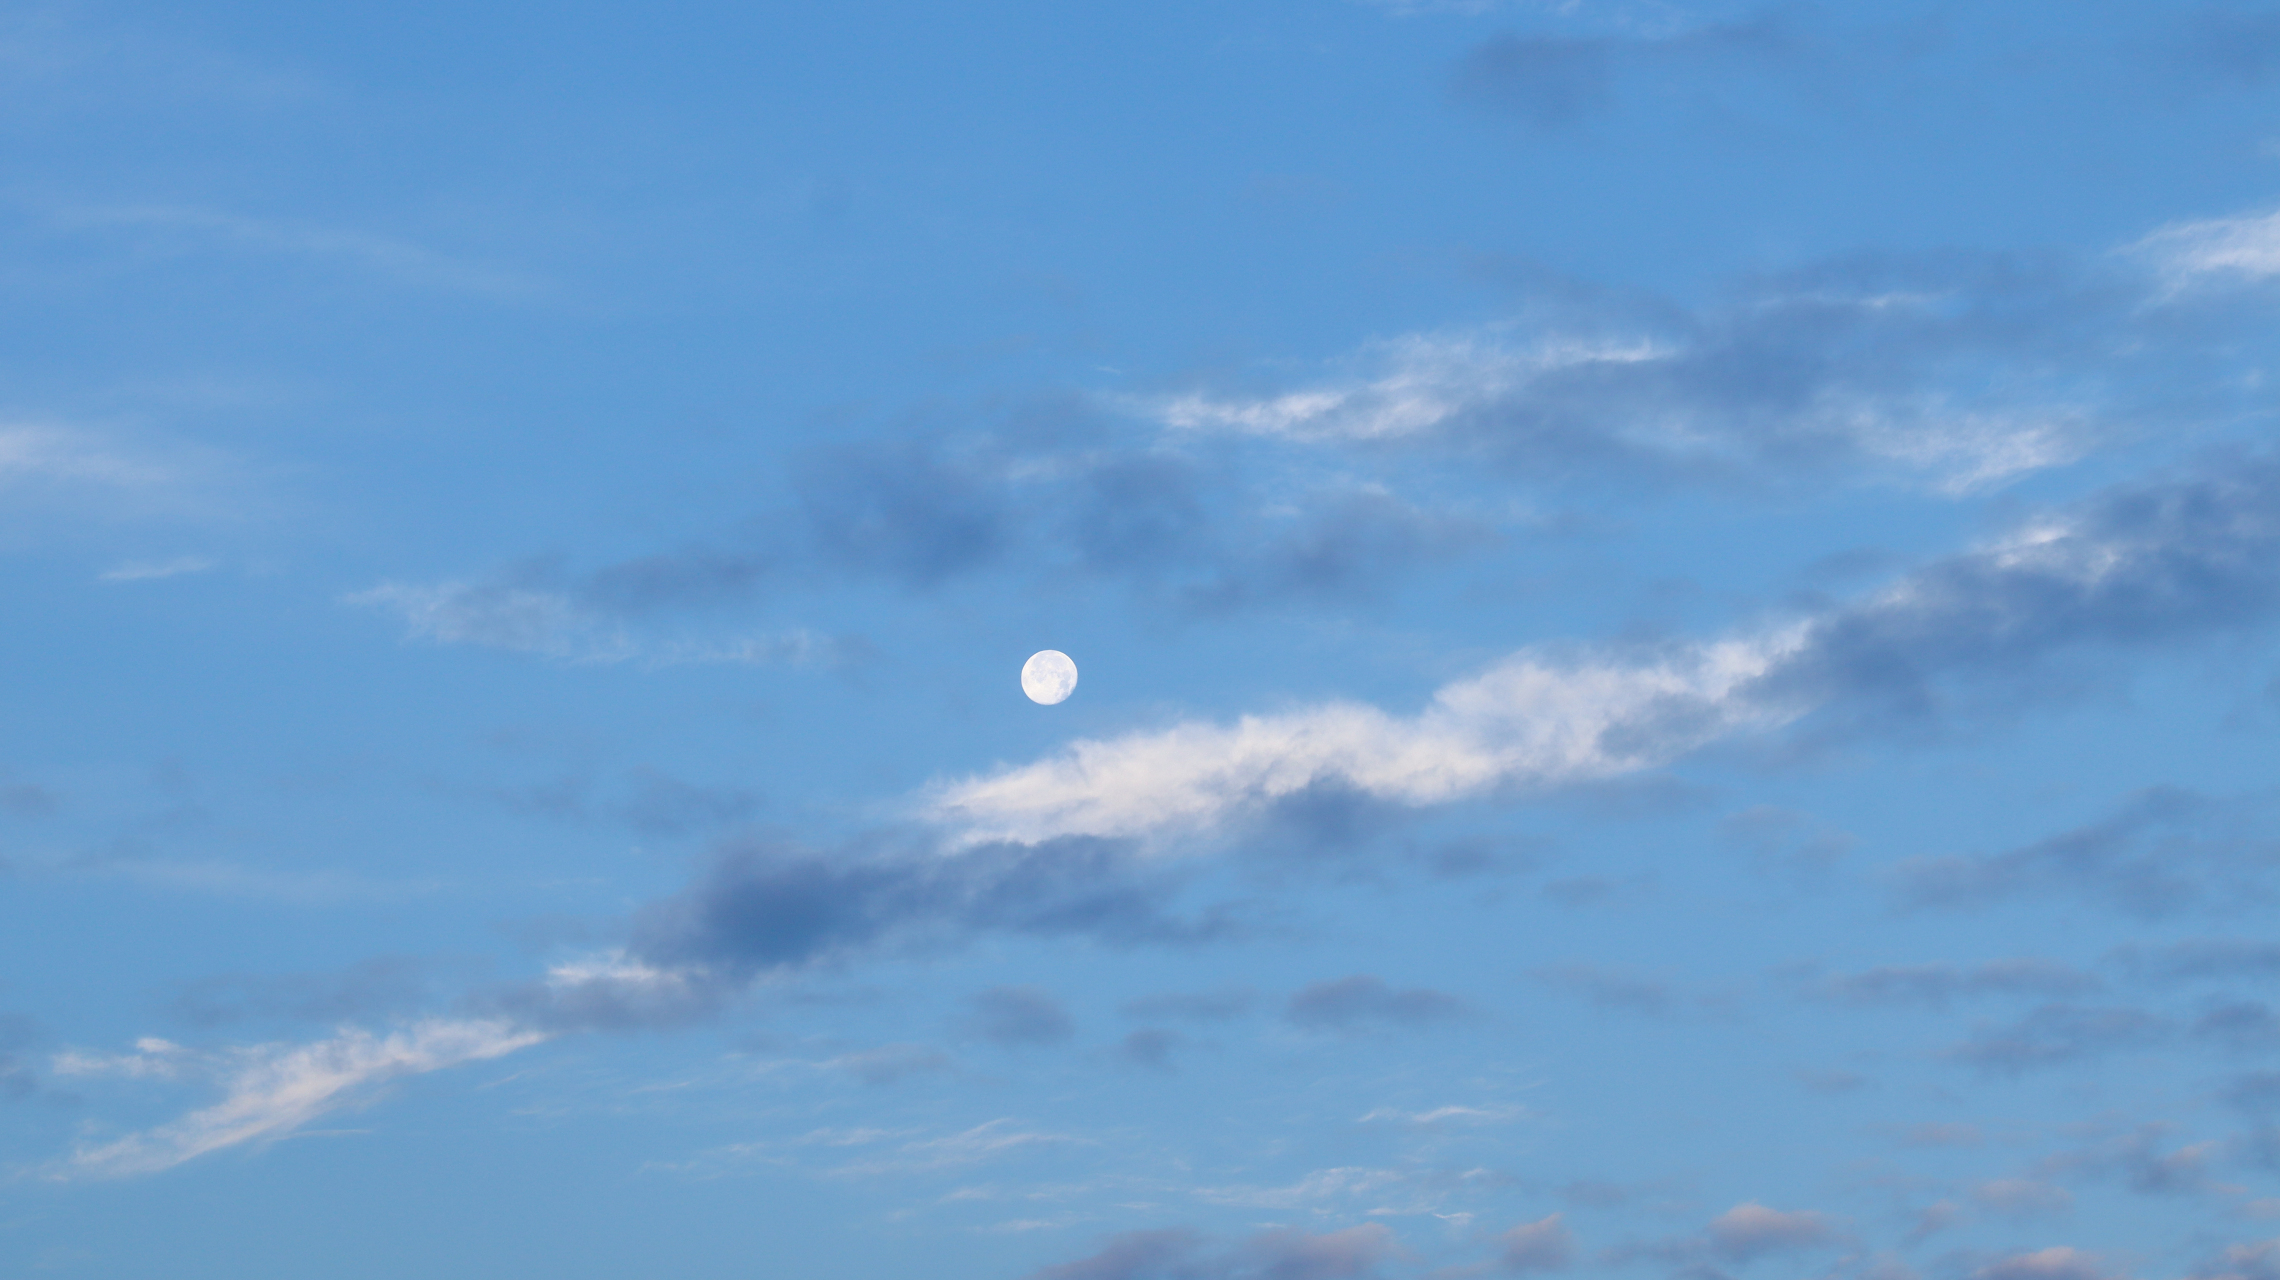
<box><xmin>929</xmin><ymin>452</ymin><xmax>2280</xmax><ymax>851</ymax></box>
<box><xmin>83</xmin><ymin>448</ymin><xmax>2280</xmax><ymax>1180</ymax></box>
<box><xmin>48</xmin><ymin>1018</ymin><xmax>542</xmax><ymax>1179</ymax></box>
<box><xmin>45</xmin><ymin>202</ymin><xmax>538</xmax><ymax>298</ymax></box>
<box><xmin>1139</xmin><ymin>208</ymin><xmax>2280</xmax><ymax>498</ymax></box>
<box><xmin>345</xmin><ymin>579</ymin><xmax>864</xmax><ymax>670</ymax></box>
<box><xmin>2136</xmin><ymin>207</ymin><xmax>2280</xmax><ymax>289</ymax></box>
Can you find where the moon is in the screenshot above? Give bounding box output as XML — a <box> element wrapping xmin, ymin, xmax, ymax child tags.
<box><xmin>1021</xmin><ymin>650</ymin><xmax>1078</xmax><ymax>705</ymax></box>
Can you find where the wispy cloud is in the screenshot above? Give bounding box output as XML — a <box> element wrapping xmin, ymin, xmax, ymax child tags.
<box><xmin>51</xmin><ymin>1019</ymin><xmax>544</xmax><ymax>1178</ymax></box>
<box><xmin>1139</xmin><ymin>287</ymin><xmax>2102</xmax><ymax>496</ymax></box>
<box><xmin>930</xmin><ymin>631</ymin><xmax>1799</xmax><ymax>848</ymax></box>
<box><xmin>46</xmin><ymin>202</ymin><xmax>537</xmax><ymax>297</ymax></box>
<box><xmin>99</xmin><ymin>555</ymin><xmax>215</xmax><ymax>582</ymax></box>
<box><xmin>346</xmin><ymin>580</ymin><xmax>862</xmax><ymax>670</ymax></box>
<box><xmin>932</xmin><ymin>452</ymin><xmax>2280</xmax><ymax>849</ymax></box>
<box><xmin>2138</xmin><ymin>208</ymin><xmax>2280</xmax><ymax>287</ymax></box>
<box><xmin>0</xmin><ymin>423</ymin><xmax>208</xmax><ymax>492</ymax></box>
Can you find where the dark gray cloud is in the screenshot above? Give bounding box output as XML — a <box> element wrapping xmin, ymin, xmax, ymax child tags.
<box><xmin>2036</xmin><ymin>1123</ymin><xmax>2228</xmax><ymax>1198</ymax></box>
<box><xmin>960</xmin><ymin>985</ymin><xmax>1074</xmax><ymax>1047</ymax></box>
<box><xmin>2194</xmin><ymin>1001</ymin><xmax>2280</xmax><ymax>1053</ymax></box>
<box><xmin>1286</xmin><ymin>975</ymin><xmax>1467</xmax><ymax>1031</ymax></box>
<box><xmin>1944</xmin><ymin>1004</ymin><xmax>2172</xmax><ymax>1074</ymax></box>
<box><xmin>1451</xmin><ymin>19</ymin><xmax>1788</xmax><ymax>129</ymax></box>
<box><xmin>1888</xmin><ymin>789</ymin><xmax>2280</xmax><ymax>917</ymax></box>
<box><xmin>616</xmin><ymin>770</ymin><xmax>764</xmax><ymax>838</ymax></box>
<box><xmin>1120</xmin><ymin>988</ymin><xmax>1255</xmax><ymax>1021</ymax></box>
<box><xmin>789</xmin><ymin>432</ymin><xmax>1488</xmax><ymax>612</ymax></box>
<box><xmin>1118</xmin><ymin>1028</ymin><xmax>1182</xmax><ymax>1072</ymax></box>
<box><xmin>1529</xmin><ymin>964</ymin><xmax>1676</xmax><ymax>1017</ymax></box>
<box><xmin>2111</xmin><ymin>938</ymin><xmax>2280</xmax><ymax>982</ymax></box>
<box><xmin>0</xmin><ymin>1012</ymin><xmax>39</xmax><ymax>1100</ymax></box>
<box><xmin>0</xmin><ymin>780</ymin><xmax>58</xmax><ymax>818</ymax></box>
<box><xmin>1029</xmin><ymin>1224</ymin><xmax>1394</xmax><ymax>1280</ymax></box>
<box><xmin>796</xmin><ymin>439</ymin><xmax>1010</xmax><ymax>588</ymax></box>
<box><xmin>1804</xmin><ymin>959</ymin><xmax>2100</xmax><ymax>1008</ymax></box>
<box><xmin>497</xmin><ymin>834</ymin><xmax>1235</xmax><ymax>1032</ymax></box>
<box><xmin>1759</xmin><ymin>454</ymin><xmax>2280</xmax><ymax>741</ymax></box>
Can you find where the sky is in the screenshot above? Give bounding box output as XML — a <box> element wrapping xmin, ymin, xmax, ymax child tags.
<box><xmin>6</xmin><ymin>1</ymin><xmax>2280</xmax><ymax>1277</ymax></box>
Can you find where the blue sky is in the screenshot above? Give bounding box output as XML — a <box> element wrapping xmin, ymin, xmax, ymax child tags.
<box><xmin>6</xmin><ymin>1</ymin><xmax>2280</xmax><ymax>1277</ymax></box>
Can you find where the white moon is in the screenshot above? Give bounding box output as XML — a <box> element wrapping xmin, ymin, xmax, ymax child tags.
<box><xmin>1021</xmin><ymin>650</ymin><xmax>1078</xmax><ymax>705</ymax></box>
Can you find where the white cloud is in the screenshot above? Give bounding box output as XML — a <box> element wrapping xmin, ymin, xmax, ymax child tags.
<box><xmin>1357</xmin><ymin>1103</ymin><xmax>1531</xmax><ymax>1127</ymax></box>
<box><xmin>1152</xmin><ymin>332</ymin><xmax>1665</xmax><ymax>445</ymax></box>
<box><xmin>928</xmin><ymin>631</ymin><xmax>1803</xmax><ymax>849</ymax></box>
<box><xmin>54</xmin><ymin>1019</ymin><xmax>545</xmax><ymax>1179</ymax></box>
<box><xmin>0</xmin><ymin>424</ymin><xmax>189</xmax><ymax>491</ymax></box>
<box><xmin>2138</xmin><ymin>208</ymin><xmax>2280</xmax><ymax>285</ymax></box>
<box><xmin>1139</xmin><ymin>318</ymin><xmax>2093</xmax><ymax>494</ymax></box>
<box><xmin>99</xmin><ymin>555</ymin><xmax>216</xmax><ymax>582</ymax></box>
<box><xmin>827</xmin><ymin>1119</ymin><xmax>1086</xmax><ymax>1177</ymax></box>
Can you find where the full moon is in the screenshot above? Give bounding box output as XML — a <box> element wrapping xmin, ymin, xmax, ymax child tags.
<box><xmin>1021</xmin><ymin>650</ymin><xmax>1078</xmax><ymax>705</ymax></box>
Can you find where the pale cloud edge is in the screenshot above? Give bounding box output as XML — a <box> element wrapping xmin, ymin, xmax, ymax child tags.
<box><xmin>50</xmin><ymin>1018</ymin><xmax>544</xmax><ymax>1179</ymax></box>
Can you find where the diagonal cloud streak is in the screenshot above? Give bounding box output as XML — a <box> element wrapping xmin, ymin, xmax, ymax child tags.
<box><xmin>932</xmin><ymin>452</ymin><xmax>2280</xmax><ymax>849</ymax></box>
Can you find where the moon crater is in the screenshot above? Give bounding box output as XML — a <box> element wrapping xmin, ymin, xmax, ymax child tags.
<box><xmin>1021</xmin><ymin>650</ymin><xmax>1078</xmax><ymax>705</ymax></box>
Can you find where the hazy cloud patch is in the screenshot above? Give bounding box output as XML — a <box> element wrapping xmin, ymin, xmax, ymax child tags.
<box><xmin>1286</xmin><ymin>975</ymin><xmax>1469</xmax><ymax>1031</ymax></box>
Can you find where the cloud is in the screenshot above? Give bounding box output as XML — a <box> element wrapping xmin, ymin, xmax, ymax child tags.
<box><xmin>1120</xmin><ymin>988</ymin><xmax>1256</xmax><ymax>1021</ymax></box>
<box><xmin>825</xmin><ymin>1043</ymin><xmax>952</xmax><ymax>1085</ymax></box>
<box><xmin>1805</xmin><ymin>959</ymin><xmax>2101</xmax><ymax>1008</ymax></box>
<box><xmin>1705</xmin><ymin>1202</ymin><xmax>1836</xmax><ymax>1262</ymax></box>
<box><xmin>1971</xmin><ymin>1179</ymin><xmax>2073</xmax><ymax>1217</ymax></box>
<box><xmin>1616</xmin><ymin>1201</ymin><xmax>1842</xmax><ymax>1268</ymax></box>
<box><xmin>499</xmin><ymin>835</ymin><xmax>1232</xmax><ymax>1033</ymax></box>
<box><xmin>930</xmin><ymin>631</ymin><xmax>1797</xmax><ymax>848</ymax></box>
<box><xmin>98</xmin><ymin>555</ymin><xmax>215</xmax><ymax>582</ymax></box>
<box><xmin>1357</xmin><ymin>1103</ymin><xmax>1529</xmax><ymax>1129</ymax></box>
<box><xmin>1143</xmin><ymin>248</ymin><xmax>2147</xmax><ymax>499</ymax></box>
<box><xmin>1944</xmin><ymin>1005</ymin><xmax>2171</xmax><ymax>1074</ymax></box>
<box><xmin>1117</xmin><ymin>1028</ymin><xmax>1182</xmax><ymax>1071</ymax></box>
<box><xmin>1528</xmin><ymin>964</ymin><xmax>1684</xmax><ymax>1017</ymax></box>
<box><xmin>1974</xmin><ymin>1247</ymin><xmax>2124</xmax><ymax>1280</ymax></box>
<box><xmin>961</xmin><ymin>986</ymin><xmax>1075</xmax><ymax>1047</ymax></box>
<box><xmin>935</xmin><ymin>453</ymin><xmax>2280</xmax><ymax>850</ymax></box>
<box><xmin>1286</xmin><ymin>975</ymin><xmax>1467</xmax><ymax>1030</ymax></box>
<box><xmin>828</xmin><ymin>1118</ymin><xmax>1083</xmax><ymax>1177</ymax></box>
<box><xmin>2036</xmin><ymin>1123</ymin><xmax>2231</xmax><ymax>1198</ymax></box>
<box><xmin>347</xmin><ymin>578</ymin><xmax>862</xmax><ymax>669</ymax></box>
<box><xmin>51</xmin><ymin>1018</ymin><xmax>543</xmax><ymax>1178</ymax></box>
<box><xmin>1890</xmin><ymin>789</ymin><xmax>2280</xmax><ymax>918</ymax></box>
<box><xmin>1495</xmin><ymin>1213</ymin><xmax>1575</xmax><ymax>1272</ymax></box>
<box><xmin>469</xmin><ymin>768</ymin><xmax>763</xmax><ymax>838</ymax></box>
<box><xmin>2114</xmin><ymin>939</ymin><xmax>2280</xmax><ymax>983</ymax></box>
<box><xmin>2138</xmin><ymin>208</ymin><xmax>2280</xmax><ymax>287</ymax></box>
<box><xmin>2191</xmin><ymin>1238</ymin><xmax>2280</xmax><ymax>1280</ymax></box>
<box><xmin>2177</xmin><ymin>7</ymin><xmax>2280</xmax><ymax>86</ymax></box>
<box><xmin>1030</xmin><ymin>1224</ymin><xmax>1395</xmax><ymax>1280</ymax></box>
<box><xmin>1449</xmin><ymin>19</ymin><xmax>1789</xmax><ymax>129</ymax></box>
<box><xmin>0</xmin><ymin>1013</ymin><xmax>40</xmax><ymax>1100</ymax></box>
<box><xmin>0</xmin><ymin>423</ymin><xmax>232</xmax><ymax>513</ymax></box>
